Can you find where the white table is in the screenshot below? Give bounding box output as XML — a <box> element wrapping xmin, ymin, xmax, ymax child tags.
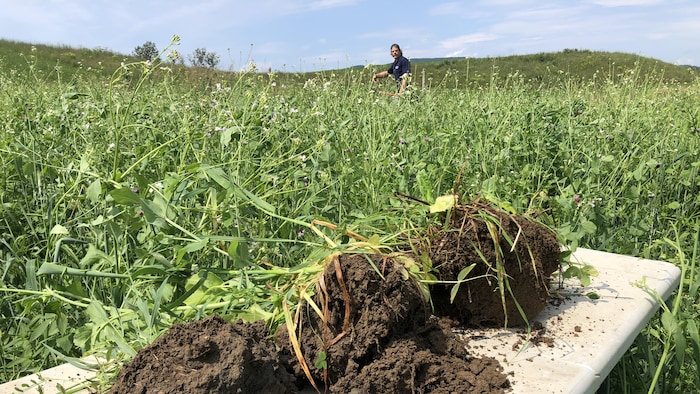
<box><xmin>0</xmin><ymin>356</ymin><xmax>103</xmax><ymax>394</ymax></box>
<box><xmin>459</xmin><ymin>248</ymin><xmax>681</xmax><ymax>393</ymax></box>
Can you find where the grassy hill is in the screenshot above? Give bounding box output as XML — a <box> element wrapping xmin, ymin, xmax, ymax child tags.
<box><xmin>0</xmin><ymin>39</ymin><xmax>136</xmax><ymax>81</ymax></box>
<box><xmin>1</xmin><ymin>38</ymin><xmax>696</xmax><ymax>88</ymax></box>
<box><xmin>407</xmin><ymin>48</ymin><xmax>697</xmax><ymax>88</ymax></box>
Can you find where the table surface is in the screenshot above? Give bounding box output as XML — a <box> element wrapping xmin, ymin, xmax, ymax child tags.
<box><xmin>0</xmin><ymin>248</ymin><xmax>681</xmax><ymax>394</ymax></box>
<box><xmin>458</xmin><ymin>247</ymin><xmax>681</xmax><ymax>394</ymax></box>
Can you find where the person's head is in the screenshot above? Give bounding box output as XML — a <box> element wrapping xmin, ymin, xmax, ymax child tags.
<box><xmin>390</xmin><ymin>44</ymin><xmax>402</xmax><ymax>59</ymax></box>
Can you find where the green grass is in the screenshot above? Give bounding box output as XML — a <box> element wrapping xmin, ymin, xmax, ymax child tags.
<box><xmin>0</xmin><ymin>38</ymin><xmax>131</xmax><ymax>81</ymax></box>
<box><xmin>1</xmin><ymin>40</ymin><xmax>699</xmax><ymax>392</ymax></box>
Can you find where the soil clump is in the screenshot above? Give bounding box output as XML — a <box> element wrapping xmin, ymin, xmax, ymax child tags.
<box><xmin>427</xmin><ymin>201</ymin><xmax>561</xmax><ymax>326</ymax></box>
<box><xmin>278</xmin><ymin>253</ymin><xmax>510</xmax><ymax>393</ymax></box>
<box><xmin>108</xmin><ymin>316</ymin><xmax>296</xmax><ymax>394</ymax></box>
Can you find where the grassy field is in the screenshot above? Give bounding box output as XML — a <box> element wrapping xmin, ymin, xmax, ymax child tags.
<box><xmin>1</xmin><ymin>41</ymin><xmax>699</xmax><ymax>392</ymax></box>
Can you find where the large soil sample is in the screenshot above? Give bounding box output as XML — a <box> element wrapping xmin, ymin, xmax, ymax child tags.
<box><xmin>427</xmin><ymin>201</ymin><xmax>561</xmax><ymax>326</ymax></box>
<box><xmin>277</xmin><ymin>253</ymin><xmax>510</xmax><ymax>393</ymax></box>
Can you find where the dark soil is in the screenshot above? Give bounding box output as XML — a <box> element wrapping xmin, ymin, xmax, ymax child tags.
<box><xmin>108</xmin><ymin>316</ymin><xmax>296</xmax><ymax>394</ymax></box>
<box><xmin>276</xmin><ymin>253</ymin><xmax>510</xmax><ymax>393</ymax></box>
<box><xmin>427</xmin><ymin>201</ymin><xmax>561</xmax><ymax>327</ymax></box>
<box><xmin>109</xmin><ymin>202</ymin><xmax>560</xmax><ymax>393</ymax></box>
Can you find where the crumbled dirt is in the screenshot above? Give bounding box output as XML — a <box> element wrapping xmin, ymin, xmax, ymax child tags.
<box><xmin>329</xmin><ymin>317</ymin><xmax>509</xmax><ymax>394</ymax></box>
<box><xmin>507</xmin><ymin>320</ymin><xmax>556</xmax><ymax>351</ymax></box>
<box><xmin>109</xmin><ymin>202</ymin><xmax>561</xmax><ymax>393</ymax></box>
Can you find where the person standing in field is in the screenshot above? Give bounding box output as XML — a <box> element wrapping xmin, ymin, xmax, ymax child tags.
<box><xmin>372</xmin><ymin>43</ymin><xmax>410</xmax><ymax>94</ymax></box>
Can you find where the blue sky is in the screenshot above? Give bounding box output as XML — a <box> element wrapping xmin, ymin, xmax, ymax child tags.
<box><xmin>1</xmin><ymin>0</ymin><xmax>697</xmax><ymax>72</ymax></box>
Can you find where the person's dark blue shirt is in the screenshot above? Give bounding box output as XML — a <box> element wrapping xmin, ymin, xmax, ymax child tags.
<box><xmin>388</xmin><ymin>56</ymin><xmax>410</xmax><ymax>81</ymax></box>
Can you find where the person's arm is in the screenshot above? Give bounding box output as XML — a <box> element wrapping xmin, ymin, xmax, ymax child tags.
<box><xmin>398</xmin><ymin>74</ymin><xmax>408</xmax><ymax>93</ymax></box>
<box><xmin>397</xmin><ymin>58</ymin><xmax>410</xmax><ymax>93</ymax></box>
<box><xmin>372</xmin><ymin>70</ymin><xmax>389</xmax><ymax>82</ymax></box>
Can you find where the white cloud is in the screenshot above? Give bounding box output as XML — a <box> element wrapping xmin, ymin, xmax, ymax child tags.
<box><xmin>429</xmin><ymin>2</ymin><xmax>470</xmax><ymax>17</ymax></box>
<box><xmin>645</xmin><ymin>32</ymin><xmax>668</xmax><ymax>40</ymax></box>
<box><xmin>588</xmin><ymin>0</ymin><xmax>663</xmax><ymax>6</ymax></box>
<box><xmin>475</xmin><ymin>0</ymin><xmax>538</xmax><ymax>5</ymax></box>
<box><xmin>439</xmin><ymin>33</ymin><xmax>498</xmax><ymax>51</ymax></box>
<box><xmin>309</xmin><ymin>0</ymin><xmax>361</xmax><ymax>10</ymax></box>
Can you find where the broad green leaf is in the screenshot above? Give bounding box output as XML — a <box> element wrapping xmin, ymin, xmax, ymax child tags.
<box><xmin>227</xmin><ymin>239</ymin><xmax>252</xmax><ymax>268</ymax></box>
<box><xmin>134</xmin><ymin>174</ymin><xmax>150</xmax><ymax>195</ymax></box>
<box><xmin>314</xmin><ymin>351</ymin><xmax>328</xmax><ymax>370</ymax></box>
<box><xmin>220</xmin><ymin>127</ymin><xmax>233</xmax><ymax>147</ymax></box>
<box><xmin>450</xmin><ymin>283</ymin><xmax>461</xmax><ymax>304</ymax></box>
<box><xmin>586</xmin><ymin>291</ymin><xmax>600</xmax><ymax>299</ymax></box>
<box><xmin>579</xmin><ymin>272</ymin><xmax>591</xmax><ymax>287</ymax></box>
<box><xmin>184</xmin><ymin>239</ymin><xmax>208</xmax><ymax>253</ymax></box>
<box><xmin>140</xmin><ymin>198</ymin><xmax>167</xmax><ymax>227</ymax></box>
<box><xmin>89</xmin><ymin>215</ymin><xmax>106</xmax><ymax>226</ymax></box>
<box><xmin>202</xmin><ymin>165</ymin><xmax>231</xmax><ymax>189</ymax></box>
<box><xmin>661</xmin><ymin>310</ymin><xmax>686</xmax><ymax>366</ymax></box>
<box><xmin>79</xmin><ymin>243</ymin><xmax>115</xmax><ymax>268</ymax></box>
<box><xmin>632</xmin><ymin>164</ymin><xmax>644</xmax><ymax>181</ymax></box>
<box><xmin>237</xmin><ymin>304</ymin><xmax>274</xmax><ymax>322</ymax></box>
<box><xmin>227</xmin><ymin>239</ymin><xmax>240</xmax><ymax>260</ymax></box>
<box><xmin>86</xmin><ymin>179</ymin><xmax>102</xmax><ymax>203</ymax></box>
<box><xmin>582</xmin><ymin>265</ymin><xmax>599</xmax><ymax>277</ymax></box>
<box><xmin>73</xmin><ymin>326</ymin><xmax>91</xmax><ymax>349</ymax></box>
<box><xmin>50</xmin><ymin>224</ymin><xmax>69</xmax><ymax>235</ymax></box>
<box><xmin>430</xmin><ymin>194</ymin><xmax>458</xmax><ymax>214</ymax></box>
<box><xmin>111</xmin><ymin>328</ymin><xmax>137</xmax><ymax>357</ymax></box>
<box><xmin>150</xmin><ymin>252</ymin><xmax>172</xmax><ymax>267</ymax></box>
<box><xmin>55</xmin><ymin>335</ymin><xmax>73</xmax><ymax>353</ymax></box>
<box><xmin>110</xmin><ymin>187</ymin><xmax>141</xmax><ymax>205</ymax></box>
<box><xmin>79</xmin><ymin>156</ymin><xmax>90</xmax><ymax>172</ymax></box>
<box><xmin>667</xmin><ymin>201</ymin><xmax>681</xmax><ymax>210</ymax></box>
<box><xmin>86</xmin><ymin>301</ymin><xmax>109</xmax><ymax>326</ymax></box>
<box><xmin>233</xmin><ymin>183</ymin><xmax>275</xmax><ymax>213</ymax></box>
<box><xmin>64</xmin><ymin>279</ymin><xmax>87</xmax><ymax>298</ymax></box>
<box><xmin>580</xmin><ymin>220</ymin><xmax>597</xmax><ymax>234</ymax></box>
<box><xmin>30</xmin><ymin>319</ymin><xmax>52</xmax><ymax>342</ymax></box>
<box><xmin>416</xmin><ymin>170</ymin><xmax>433</xmax><ymax>203</ymax></box>
<box><xmin>457</xmin><ymin>264</ymin><xmax>476</xmax><ymax>282</ymax></box>
<box><xmin>184</xmin><ymin>271</ymin><xmax>224</xmax><ymax>305</ymax></box>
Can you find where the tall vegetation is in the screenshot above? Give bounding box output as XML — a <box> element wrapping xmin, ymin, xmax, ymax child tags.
<box><xmin>0</xmin><ymin>40</ymin><xmax>699</xmax><ymax>392</ymax></box>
